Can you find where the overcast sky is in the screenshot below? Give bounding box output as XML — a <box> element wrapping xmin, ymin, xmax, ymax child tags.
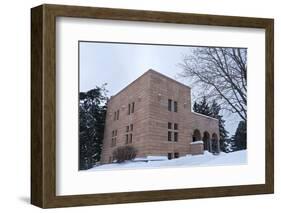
<box><xmin>79</xmin><ymin>41</ymin><xmax>241</xmax><ymax>135</ymax></box>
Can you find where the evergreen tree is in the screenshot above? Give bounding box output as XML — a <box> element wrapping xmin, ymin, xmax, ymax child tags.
<box><xmin>210</xmin><ymin>100</ymin><xmax>229</xmax><ymax>152</ymax></box>
<box><xmin>232</xmin><ymin>121</ymin><xmax>247</xmax><ymax>150</ymax></box>
<box><xmin>79</xmin><ymin>85</ymin><xmax>108</xmax><ymax>170</ymax></box>
<box><xmin>192</xmin><ymin>96</ymin><xmax>212</xmax><ymax>116</ymax></box>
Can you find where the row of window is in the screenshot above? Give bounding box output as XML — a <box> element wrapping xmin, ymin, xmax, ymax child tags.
<box><xmin>109</xmin><ymin>152</ymin><xmax>180</xmax><ymax>163</ymax></box>
<box><xmin>168</xmin><ymin>122</ymin><xmax>178</xmax><ymax>142</ymax></box>
<box><xmin>168</xmin><ymin>99</ymin><xmax>178</xmax><ymax>112</ymax></box>
<box><xmin>111</xmin><ymin>124</ymin><xmax>134</xmax><ymax>147</ymax></box>
<box><xmin>168</xmin><ymin>131</ymin><xmax>178</xmax><ymax>142</ymax></box>
<box><xmin>113</xmin><ymin>102</ymin><xmax>135</xmax><ymax>121</ymax></box>
<box><xmin>168</xmin><ymin>152</ymin><xmax>179</xmax><ymax>160</ymax></box>
<box><xmin>168</xmin><ymin>122</ymin><xmax>178</xmax><ymax>130</ymax></box>
<box><xmin>114</xmin><ymin>98</ymin><xmax>178</xmax><ymax>121</ymax></box>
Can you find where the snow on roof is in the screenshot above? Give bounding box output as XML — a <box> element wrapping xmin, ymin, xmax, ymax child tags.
<box><xmin>190</xmin><ymin>140</ymin><xmax>204</xmax><ymax>145</ymax></box>
<box><xmin>192</xmin><ymin>111</ymin><xmax>219</xmax><ymax>121</ymax></box>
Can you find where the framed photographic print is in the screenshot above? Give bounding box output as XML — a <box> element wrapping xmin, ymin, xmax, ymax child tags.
<box><xmin>31</xmin><ymin>4</ymin><xmax>274</xmax><ymax>208</ymax></box>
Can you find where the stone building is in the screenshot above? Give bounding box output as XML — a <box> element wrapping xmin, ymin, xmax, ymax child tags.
<box><xmin>100</xmin><ymin>69</ymin><xmax>220</xmax><ymax>164</ymax></box>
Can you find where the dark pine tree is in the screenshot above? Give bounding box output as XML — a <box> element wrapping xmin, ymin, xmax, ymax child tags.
<box><xmin>79</xmin><ymin>85</ymin><xmax>108</xmax><ymax>170</ymax></box>
<box><xmin>192</xmin><ymin>96</ymin><xmax>212</xmax><ymax>116</ymax></box>
<box><xmin>232</xmin><ymin>121</ymin><xmax>247</xmax><ymax>150</ymax></box>
<box><xmin>210</xmin><ymin>100</ymin><xmax>229</xmax><ymax>152</ymax></box>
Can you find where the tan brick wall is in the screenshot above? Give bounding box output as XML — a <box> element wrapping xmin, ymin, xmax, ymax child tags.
<box><xmin>100</xmin><ymin>69</ymin><xmax>220</xmax><ymax>164</ymax></box>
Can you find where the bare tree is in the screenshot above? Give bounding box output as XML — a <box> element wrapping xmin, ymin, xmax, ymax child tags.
<box><xmin>179</xmin><ymin>47</ymin><xmax>247</xmax><ymax>122</ymax></box>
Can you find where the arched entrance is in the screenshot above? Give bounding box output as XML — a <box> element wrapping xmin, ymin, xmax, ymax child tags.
<box><xmin>211</xmin><ymin>133</ymin><xmax>220</xmax><ymax>154</ymax></box>
<box><xmin>192</xmin><ymin>129</ymin><xmax>201</xmax><ymax>142</ymax></box>
<box><xmin>202</xmin><ymin>131</ymin><xmax>210</xmax><ymax>151</ymax></box>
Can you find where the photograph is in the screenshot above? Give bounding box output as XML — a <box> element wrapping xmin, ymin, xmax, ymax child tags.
<box><xmin>78</xmin><ymin>41</ymin><xmax>247</xmax><ymax>171</ymax></box>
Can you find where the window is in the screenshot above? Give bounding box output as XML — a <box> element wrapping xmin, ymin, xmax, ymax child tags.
<box><xmin>174</xmin><ymin>101</ymin><xmax>178</xmax><ymax>112</ymax></box>
<box><xmin>114</xmin><ymin>112</ymin><xmax>116</xmax><ymax>120</ymax></box>
<box><xmin>129</xmin><ymin>134</ymin><xmax>133</xmax><ymax>143</ymax></box>
<box><xmin>174</xmin><ymin>123</ymin><xmax>178</xmax><ymax>130</ymax></box>
<box><xmin>168</xmin><ymin>99</ymin><xmax>172</xmax><ymax>111</ymax></box>
<box><xmin>126</xmin><ymin>134</ymin><xmax>129</xmax><ymax>144</ymax></box>
<box><xmin>174</xmin><ymin>132</ymin><xmax>178</xmax><ymax>142</ymax></box>
<box><xmin>131</xmin><ymin>102</ymin><xmax>135</xmax><ymax>113</ymax></box>
<box><xmin>128</xmin><ymin>104</ymin><xmax>131</xmax><ymax>115</ymax></box>
<box><xmin>168</xmin><ymin>153</ymin><xmax>172</xmax><ymax>160</ymax></box>
<box><xmin>130</xmin><ymin>124</ymin><xmax>133</xmax><ymax>131</ymax></box>
<box><xmin>117</xmin><ymin>110</ymin><xmax>119</xmax><ymax>120</ymax></box>
<box><xmin>111</xmin><ymin>129</ymin><xmax>117</xmax><ymax>146</ymax></box>
<box><xmin>168</xmin><ymin>122</ymin><xmax>172</xmax><ymax>129</ymax></box>
<box><xmin>168</xmin><ymin>131</ymin><xmax>172</xmax><ymax>141</ymax></box>
<box><xmin>111</xmin><ymin>138</ymin><xmax>116</xmax><ymax>147</ymax></box>
<box><xmin>126</xmin><ymin>126</ymin><xmax>129</xmax><ymax>132</ymax></box>
<box><xmin>174</xmin><ymin>152</ymin><xmax>179</xmax><ymax>158</ymax></box>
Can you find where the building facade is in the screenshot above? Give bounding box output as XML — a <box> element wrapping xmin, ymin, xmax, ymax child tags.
<box><xmin>100</xmin><ymin>69</ymin><xmax>220</xmax><ymax>164</ymax></box>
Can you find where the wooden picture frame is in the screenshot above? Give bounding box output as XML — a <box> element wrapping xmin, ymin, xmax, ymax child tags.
<box><xmin>31</xmin><ymin>4</ymin><xmax>274</xmax><ymax>208</ymax></box>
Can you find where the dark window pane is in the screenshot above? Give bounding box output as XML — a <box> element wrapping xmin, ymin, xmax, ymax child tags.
<box><xmin>115</xmin><ymin>130</ymin><xmax>118</xmax><ymax>136</ymax></box>
<box><xmin>132</xmin><ymin>102</ymin><xmax>135</xmax><ymax>113</ymax></box>
<box><xmin>168</xmin><ymin>153</ymin><xmax>172</xmax><ymax>160</ymax></box>
<box><xmin>168</xmin><ymin>99</ymin><xmax>172</xmax><ymax>111</ymax></box>
<box><xmin>174</xmin><ymin>132</ymin><xmax>178</xmax><ymax>142</ymax></box>
<box><xmin>130</xmin><ymin>124</ymin><xmax>133</xmax><ymax>131</ymax></box>
<box><xmin>168</xmin><ymin>122</ymin><xmax>172</xmax><ymax>129</ymax></box>
<box><xmin>114</xmin><ymin>112</ymin><xmax>116</xmax><ymax>120</ymax></box>
<box><xmin>130</xmin><ymin>134</ymin><xmax>133</xmax><ymax>143</ymax></box>
<box><xmin>126</xmin><ymin>134</ymin><xmax>128</xmax><ymax>144</ymax></box>
<box><xmin>174</xmin><ymin>152</ymin><xmax>179</xmax><ymax>158</ymax></box>
<box><xmin>168</xmin><ymin>131</ymin><xmax>172</xmax><ymax>141</ymax></box>
<box><xmin>117</xmin><ymin>110</ymin><xmax>119</xmax><ymax>120</ymax></box>
<box><xmin>126</xmin><ymin>126</ymin><xmax>129</xmax><ymax>132</ymax></box>
<box><xmin>174</xmin><ymin>101</ymin><xmax>178</xmax><ymax>112</ymax></box>
<box><xmin>112</xmin><ymin>130</ymin><xmax>115</xmax><ymax>137</ymax></box>
<box><xmin>128</xmin><ymin>104</ymin><xmax>131</xmax><ymax>115</ymax></box>
<box><xmin>174</xmin><ymin>123</ymin><xmax>178</xmax><ymax>130</ymax></box>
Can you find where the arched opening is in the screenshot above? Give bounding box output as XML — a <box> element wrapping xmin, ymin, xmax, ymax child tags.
<box><xmin>202</xmin><ymin>131</ymin><xmax>210</xmax><ymax>151</ymax></box>
<box><xmin>211</xmin><ymin>133</ymin><xmax>219</xmax><ymax>154</ymax></box>
<box><xmin>192</xmin><ymin>129</ymin><xmax>201</xmax><ymax>142</ymax></box>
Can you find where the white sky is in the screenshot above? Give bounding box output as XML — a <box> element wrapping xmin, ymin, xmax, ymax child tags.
<box><xmin>79</xmin><ymin>41</ymin><xmax>242</xmax><ymax>135</ymax></box>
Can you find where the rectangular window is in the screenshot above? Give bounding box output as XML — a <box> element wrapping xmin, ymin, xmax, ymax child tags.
<box><xmin>126</xmin><ymin>126</ymin><xmax>129</xmax><ymax>132</ymax></box>
<box><xmin>174</xmin><ymin>123</ymin><xmax>178</xmax><ymax>130</ymax></box>
<box><xmin>117</xmin><ymin>110</ymin><xmax>119</xmax><ymax>120</ymax></box>
<box><xmin>168</xmin><ymin>131</ymin><xmax>172</xmax><ymax>141</ymax></box>
<box><xmin>126</xmin><ymin>134</ymin><xmax>129</xmax><ymax>144</ymax></box>
<box><xmin>174</xmin><ymin>101</ymin><xmax>178</xmax><ymax>112</ymax></box>
<box><xmin>129</xmin><ymin>134</ymin><xmax>133</xmax><ymax>143</ymax></box>
<box><xmin>174</xmin><ymin>132</ymin><xmax>178</xmax><ymax>142</ymax></box>
<box><xmin>111</xmin><ymin>138</ymin><xmax>116</xmax><ymax>147</ymax></box>
<box><xmin>131</xmin><ymin>102</ymin><xmax>135</xmax><ymax>113</ymax></box>
<box><xmin>115</xmin><ymin>129</ymin><xmax>118</xmax><ymax>136</ymax></box>
<box><xmin>174</xmin><ymin>152</ymin><xmax>179</xmax><ymax>158</ymax></box>
<box><xmin>112</xmin><ymin>130</ymin><xmax>115</xmax><ymax>137</ymax></box>
<box><xmin>128</xmin><ymin>104</ymin><xmax>131</xmax><ymax>115</ymax></box>
<box><xmin>168</xmin><ymin>153</ymin><xmax>172</xmax><ymax>160</ymax></box>
<box><xmin>130</xmin><ymin>124</ymin><xmax>133</xmax><ymax>131</ymax></box>
<box><xmin>168</xmin><ymin>122</ymin><xmax>172</xmax><ymax>129</ymax></box>
<box><xmin>114</xmin><ymin>112</ymin><xmax>116</xmax><ymax>120</ymax></box>
<box><xmin>168</xmin><ymin>99</ymin><xmax>172</xmax><ymax>111</ymax></box>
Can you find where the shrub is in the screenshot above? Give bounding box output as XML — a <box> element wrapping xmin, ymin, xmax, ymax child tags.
<box><xmin>112</xmin><ymin>145</ymin><xmax>137</xmax><ymax>163</ymax></box>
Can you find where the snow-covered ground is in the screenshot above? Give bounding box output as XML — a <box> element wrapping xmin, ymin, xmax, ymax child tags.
<box><xmin>86</xmin><ymin>150</ymin><xmax>247</xmax><ymax>171</ymax></box>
